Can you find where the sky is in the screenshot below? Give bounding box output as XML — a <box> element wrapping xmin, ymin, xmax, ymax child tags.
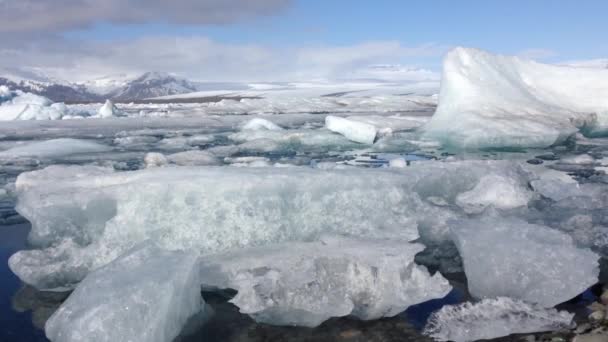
<box><xmin>0</xmin><ymin>0</ymin><xmax>606</xmax><ymax>82</ymax></box>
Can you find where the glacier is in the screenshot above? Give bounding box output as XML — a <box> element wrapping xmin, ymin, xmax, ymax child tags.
<box><xmin>423</xmin><ymin>297</ymin><xmax>575</xmax><ymax>342</ymax></box>
<box><xmin>423</xmin><ymin>47</ymin><xmax>608</xmax><ymax>149</ymax></box>
<box><xmin>45</xmin><ymin>243</ymin><xmax>204</xmax><ymax>342</ymax></box>
<box><xmin>0</xmin><ymin>86</ymin><xmax>69</xmax><ymax>121</ymax></box>
<box><xmin>199</xmin><ymin>236</ymin><xmax>451</xmax><ymax>327</ymax></box>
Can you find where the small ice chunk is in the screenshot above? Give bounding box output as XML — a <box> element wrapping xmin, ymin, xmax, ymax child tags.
<box><xmin>423</xmin><ymin>297</ymin><xmax>575</xmax><ymax>342</ymax></box>
<box><xmin>98</xmin><ymin>100</ymin><xmax>118</xmax><ymax>118</ymax></box>
<box><xmin>200</xmin><ymin>236</ymin><xmax>451</xmax><ymax>327</ymax></box>
<box><xmin>388</xmin><ymin>157</ymin><xmax>407</xmax><ymax>168</ymax></box>
<box><xmin>325</xmin><ymin>115</ymin><xmax>377</xmax><ymax>144</ymax></box>
<box><xmin>144</xmin><ymin>152</ymin><xmax>168</xmax><ymax>168</ymax></box>
<box><xmin>455</xmin><ymin>174</ymin><xmax>533</xmax><ymax>213</ymax></box>
<box><xmin>45</xmin><ymin>244</ymin><xmax>203</xmax><ymax>342</ymax></box>
<box><xmin>451</xmin><ymin>217</ymin><xmax>599</xmax><ymax>307</ymax></box>
<box><xmin>241</xmin><ymin>118</ymin><xmax>283</xmax><ymax>131</ymax></box>
<box><xmin>0</xmin><ymin>138</ymin><xmax>111</xmax><ymax>159</ymax></box>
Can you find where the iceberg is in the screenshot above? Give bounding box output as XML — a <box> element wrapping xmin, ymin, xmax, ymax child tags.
<box><xmin>97</xmin><ymin>100</ymin><xmax>119</xmax><ymax>118</ymax></box>
<box><xmin>423</xmin><ymin>297</ymin><xmax>575</xmax><ymax>342</ymax></box>
<box><xmin>199</xmin><ymin>236</ymin><xmax>451</xmax><ymax>327</ymax></box>
<box><xmin>8</xmin><ymin>161</ymin><xmax>524</xmax><ymax>290</ymax></box>
<box><xmin>45</xmin><ymin>244</ymin><xmax>203</xmax><ymax>342</ymax></box>
<box><xmin>325</xmin><ymin>115</ymin><xmax>377</xmax><ymax>144</ymax></box>
<box><xmin>455</xmin><ymin>174</ymin><xmax>534</xmax><ymax>214</ymax></box>
<box><xmin>424</xmin><ymin>47</ymin><xmax>608</xmax><ymax>148</ymax></box>
<box><xmin>451</xmin><ymin>217</ymin><xmax>599</xmax><ymax>307</ymax></box>
<box><xmin>0</xmin><ymin>87</ymin><xmax>69</xmax><ymax>121</ymax></box>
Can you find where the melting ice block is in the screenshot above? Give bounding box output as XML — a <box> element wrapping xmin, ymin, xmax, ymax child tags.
<box><xmin>200</xmin><ymin>236</ymin><xmax>451</xmax><ymax>327</ymax></box>
<box><xmin>325</xmin><ymin>115</ymin><xmax>377</xmax><ymax>144</ymax></box>
<box><xmin>241</xmin><ymin>118</ymin><xmax>283</xmax><ymax>131</ymax></box>
<box><xmin>9</xmin><ymin>161</ymin><xmax>529</xmax><ymax>290</ymax></box>
<box><xmin>451</xmin><ymin>217</ymin><xmax>599</xmax><ymax>307</ymax></box>
<box><xmin>45</xmin><ymin>244</ymin><xmax>203</xmax><ymax>342</ymax></box>
<box><xmin>424</xmin><ymin>47</ymin><xmax>608</xmax><ymax>148</ymax></box>
<box><xmin>423</xmin><ymin>297</ymin><xmax>575</xmax><ymax>342</ymax></box>
<box><xmin>97</xmin><ymin>100</ymin><xmax>118</xmax><ymax>118</ymax></box>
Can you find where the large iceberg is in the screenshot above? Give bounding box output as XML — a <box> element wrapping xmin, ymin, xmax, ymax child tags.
<box><xmin>0</xmin><ymin>86</ymin><xmax>69</xmax><ymax>121</ymax></box>
<box><xmin>199</xmin><ymin>236</ymin><xmax>451</xmax><ymax>327</ymax></box>
<box><xmin>423</xmin><ymin>297</ymin><xmax>575</xmax><ymax>342</ymax></box>
<box><xmin>45</xmin><ymin>243</ymin><xmax>203</xmax><ymax>342</ymax></box>
<box><xmin>423</xmin><ymin>47</ymin><xmax>608</xmax><ymax>148</ymax></box>
<box><xmin>8</xmin><ymin>161</ymin><xmax>525</xmax><ymax>290</ymax></box>
<box><xmin>451</xmin><ymin>217</ymin><xmax>599</xmax><ymax>307</ymax></box>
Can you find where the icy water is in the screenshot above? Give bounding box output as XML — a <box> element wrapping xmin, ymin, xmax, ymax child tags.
<box><xmin>1</xmin><ymin>110</ymin><xmax>608</xmax><ymax>341</ymax></box>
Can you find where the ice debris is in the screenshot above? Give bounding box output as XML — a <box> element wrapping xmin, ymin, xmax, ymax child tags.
<box><xmin>325</xmin><ymin>115</ymin><xmax>377</xmax><ymax>144</ymax></box>
<box><xmin>423</xmin><ymin>297</ymin><xmax>575</xmax><ymax>342</ymax></box>
<box><xmin>199</xmin><ymin>236</ymin><xmax>451</xmax><ymax>327</ymax></box>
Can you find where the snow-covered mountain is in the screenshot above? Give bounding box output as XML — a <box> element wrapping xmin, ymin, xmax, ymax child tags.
<box><xmin>0</xmin><ymin>71</ymin><xmax>202</xmax><ymax>102</ymax></box>
<box><xmin>107</xmin><ymin>72</ymin><xmax>200</xmax><ymax>101</ymax></box>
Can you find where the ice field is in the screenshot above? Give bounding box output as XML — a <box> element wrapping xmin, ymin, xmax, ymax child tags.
<box><xmin>1</xmin><ymin>48</ymin><xmax>608</xmax><ymax>342</ymax></box>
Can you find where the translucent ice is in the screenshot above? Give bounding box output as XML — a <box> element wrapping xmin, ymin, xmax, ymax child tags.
<box><xmin>0</xmin><ymin>139</ymin><xmax>112</xmax><ymax>159</ymax></box>
<box><xmin>455</xmin><ymin>174</ymin><xmax>533</xmax><ymax>214</ymax></box>
<box><xmin>424</xmin><ymin>47</ymin><xmax>608</xmax><ymax>148</ymax></box>
<box><xmin>423</xmin><ymin>297</ymin><xmax>574</xmax><ymax>342</ymax></box>
<box><xmin>45</xmin><ymin>243</ymin><xmax>203</xmax><ymax>342</ymax></box>
<box><xmin>199</xmin><ymin>236</ymin><xmax>451</xmax><ymax>327</ymax></box>
<box><xmin>325</xmin><ymin>115</ymin><xmax>377</xmax><ymax>144</ymax></box>
<box><xmin>8</xmin><ymin>161</ymin><xmax>523</xmax><ymax>290</ymax></box>
<box><xmin>451</xmin><ymin>217</ymin><xmax>599</xmax><ymax>307</ymax></box>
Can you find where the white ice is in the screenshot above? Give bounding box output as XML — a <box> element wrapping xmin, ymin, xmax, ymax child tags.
<box><xmin>325</xmin><ymin>115</ymin><xmax>377</xmax><ymax>144</ymax></box>
<box><xmin>45</xmin><ymin>243</ymin><xmax>204</xmax><ymax>342</ymax></box>
<box><xmin>423</xmin><ymin>297</ymin><xmax>575</xmax><ymax>342</ymax></box>
<box><xmin>0</xmin><ymin>138</ymin><xmax>112</xmax><ymax>159</ymax></box>
<box><xmin>199</xmin><ymin>236</ymin><xmax>451</xmax><ymax>327</ymax></box>
<box><xmin>9</xmin><ymin>160</ymin><xmax>522</xmax><ymax>290</ymax></box>
<box><xmin>0</xmin><ymin>87</ymin><xmax>69</xmax><ymax>121</ymax></box>
<box><xmin>423</xmin><ymin>47</ymin><xmax>608</xmax><ymax>148</ymax></box>
<box><xmin>241</xmin><ymin>118</ymin><xmax>283</xmax><ymax>131</ymax></box>
<box><xmin>451</xmin><ymin>217</ymin><xmax>599</xmax><ymax>307</ymax></box>
<box><xmin>97</xmin><ymin>100</ymin><xmax>119</xmax><ymax>118</ymax></box>
<box><xmin>455</xmin><ymin>174</ymin><xmax>534</xmax><ymax>214</ymax></box>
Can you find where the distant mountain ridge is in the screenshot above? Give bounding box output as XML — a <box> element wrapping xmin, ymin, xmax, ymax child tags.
<box><xmin>0</xmin><ymin>71</ymin><xmax>201</xmax><ymax>103</ymax></box>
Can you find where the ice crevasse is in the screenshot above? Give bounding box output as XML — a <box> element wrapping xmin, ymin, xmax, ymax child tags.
<box><xmin>423</xmin><ymin>47</ymin><xmax>608</xmax><ymax>149</ymax></box>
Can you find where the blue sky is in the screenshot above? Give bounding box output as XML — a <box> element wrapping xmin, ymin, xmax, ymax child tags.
<box><xmin>2</xmin><ymin>0</ymin><xmax>607</xmax><ymax>81</ymax></box>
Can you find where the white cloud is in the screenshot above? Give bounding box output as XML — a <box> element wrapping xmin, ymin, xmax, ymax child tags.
<box><xmin>0</xmin><ymin>36</ymin><xmax>446</xmax><ymax>82</ymax></box>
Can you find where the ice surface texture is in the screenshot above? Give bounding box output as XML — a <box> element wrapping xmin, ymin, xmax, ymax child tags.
<box><xmin>423</xmin><ymin>297</ymin><xmax>574</xmax><ymax>342</ymax></box>
<box><xmin>452</xmin><ymin>217</ymin><xmax>599</xmax><ymax>307</ymax></box>
<box><xmin>424</xmin><ymin>47</ymin><xmax>608</xmax><ymax>148</ymax></box>
<box><xmin>9</xmin><ymin>161</ymin><xmax>526</xmax><ymax>290</ymax></box>
<box><xmin>199</xmin><ymin>236</ymin><xmax>451</xmax><ymax>327</ymax></box>
<box><xmin>325</xmin><ymin>115</ymin><xmax>377</xmax><ymax>144</ymax></box>
<box><xmin>0</xmin><ymin>138</ymin><xmax>111</xmax><ymax>159</ymax></box>
<box><xmin>45</xmin><ymin>243</ymin><xmax>203</xmax><ymax>342</ymax></box>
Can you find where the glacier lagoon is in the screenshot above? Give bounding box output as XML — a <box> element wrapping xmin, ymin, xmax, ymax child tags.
<box><xmin>1</xmin><ymin>48</ymin><xmax>608</xmax><ymax>342</ymax></box>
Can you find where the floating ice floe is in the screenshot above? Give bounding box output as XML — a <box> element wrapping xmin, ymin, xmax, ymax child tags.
<box><xmin>0</xmin><ymin>86</ymin><xmax>69</xmax><ymax>121</ymax></box>
<box><xmin>455</xmin><ymin>174</ymin><xmax>534</xmax><ymax>214</ymax></box>
<box><xmin>451</xmin><ymin>217</ymin><xmax>599</xmax><ymax>307</ymax></box>
<box><xmin>9</xmin><ymin>160</ymin><xmax>524</xmax><ymax>290</ymax></box>
<box><xmin>200</xmin><ymin>236</ymin><xmax>451</xmax><ymax>327</ymax></box>
<box><xmin>423</xmin><ymin>297</ymin><xmax>575</xmax><ymax>342</ymax></box>
<box><xmin>166</xmin><ymin>150</ymin><xmax>220</xmax><ymax>166</ymax></box>
<box><xmin>423</xmin><ymin>47</ymin><xmax>608</xmax><ymax>149</ymax></box>
<box><xmin>241</xmin><ymin>117</ymin><xmax>283</xmax><ymax>131</ymax></box>
<box><xmin>97</xmin><ymin>100</ymin><xmax>119</xmax><ymax>118</ymax></box>
<box><xmin>45</xmin><ymin>243</ymin><xmax>204</xmax><ymax>342</ymax></box>
<box><xmin>325</xmin><ymin>115</ymin><xmax>377</xmax><ymax>144</ymax></box>
<box><xmin>0</xmin><ymin>138</ymin><xmax>112</xmax><ymax>159</ymax></box>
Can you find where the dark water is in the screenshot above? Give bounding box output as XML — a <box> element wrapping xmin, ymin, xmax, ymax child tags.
<box><xmin>0</xmin><ymin>224</ymin><xmax>48</xmax><ymax>342</ymax></box>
